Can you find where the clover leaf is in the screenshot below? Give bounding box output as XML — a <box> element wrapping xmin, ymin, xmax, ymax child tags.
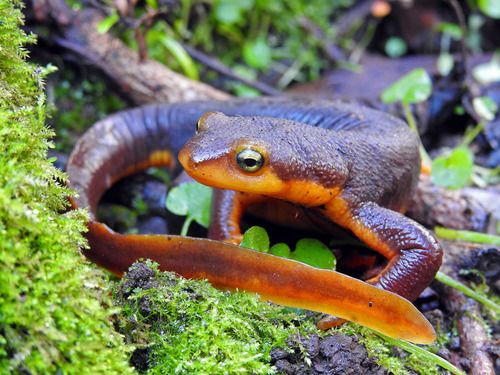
<box><xmin>166</xmin><ymin>182</ymin><xmax>213</xmax><ymax>235</ymax></box>
<box><xmin>240</xmin><ymin>226</ymin><xmax>270</xmax><ymax>252</ymax></box>
<box><xmin>381</xmin><ymin>68</ymin><xmax>432</xmax><ymax>105</ymax></box>
<box><xmin>289</xmin><ymin>238</ymin><xmax>336</xmax><ymax>270</ymax></box>
<box><xmin>478</xmin><ymin>0</ymin><xmax>500</xmax><ymax>19</ymax></box>
<box><xmin>243</xmin><ymin>38</ymin><xmax>272</xmax><ymax>70</ymax></box>
<box><xmin>431</xmin><ymin>147</ymin><xmax>474</xmax><ymax>189</ymax></box>
<box><xmin>240</xmin><ymin>226</ymin><xmax>336</xmax><ymax>270</ymax></box>
<box><xmin>269</xmin><ymin>243</ymin><xmax>291</xmax><ymax>258</ymax></box>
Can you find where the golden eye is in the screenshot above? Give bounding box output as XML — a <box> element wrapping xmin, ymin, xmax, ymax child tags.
<box><xmin>195</xmin><ymin>119</ymin><xmax>201</xmax><ymax>134</ymax></box>
<box><xmin>236</xmin><ymin>148</ymin><xmax>264</xmax><ymax>172</ymax></box>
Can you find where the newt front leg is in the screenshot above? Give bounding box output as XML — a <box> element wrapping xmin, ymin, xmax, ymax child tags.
<box><xmin>325</xmin><ymin>198</ymin><xmax>443</xmax><ymax>301</ymax></box>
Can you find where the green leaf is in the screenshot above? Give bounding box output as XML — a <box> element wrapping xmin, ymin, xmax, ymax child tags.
<box><xmin>431</xmin><ymin>147</ymin><xmax>474</xmax><ymax>189</ymax></box>
<box><xmin>160</xmin><ymin>35</ymin><xmax>199</xmax><ymax>80</ymax></box>
<box><xmin>165</xmin><ymin>184</ymin><xmax>189</xmax><ymax>216</ymax></box>
<box><xmin>472</xmin><ymin>59</ymin><xmax>500</xmax><ymax>85</ymax></box>
<box><xmin>166</xmin><ymin>182</ymin><xmax>213</xmax><ymax>228</ymax></box>
<box><xmin>213</xmin><ymin>0</ymin><xmax>254</xmax><ymax>24</ymax></box>
<box><xmin>472</xmin><ymin>95</ymin><xmax>498</xmax><ymax>121</ymax></box>
<box><xmin>381</xmin><ymin>68</ymin><xmax>433</xmax><ymax>105</ymax></box>
<box><xmin>437</xmin><ymin>53</ymin><xmax>454</xmax><ymax>76</ymax></box>
<box><xmin>97</xmin><ymin>11</ymin><xmax>119</xmax><ymax>34</ymax></box>
<box><xmin>478</xmin><ymin>0</ymin><xmax>500</xmax><ymax>18</ymax></box>
<box><xmin>240</xmin><ymin>226</ymin><xmax>270</xmax><ymax>252</ymax></box>
<box><xmin>269</xmin><ymin>243</ymin><xmax>291</xmax><ymax>258</ymax></box>
<box><xmin>289</xmin><ymin>238</ymin><xmax>335</xmax><ymax>270</ymax></box>
<box><xmin>145</xmin><ymin>0</ymin><xmax>158</xmax><ymax>9</ymax></box>
<box><xmin>384</xmin><ymin>37</ymin><xmax>407</xmax><ymax>58</ymax></box>
<box><xmin>243</xmin><ymin>38</ymin><xmax>272</xmax><ymax>70</ymax></box>
<box><xmin>436</xmin><ymin>22</ymin><xmax>463</xmax><ymax>39</ymax></box>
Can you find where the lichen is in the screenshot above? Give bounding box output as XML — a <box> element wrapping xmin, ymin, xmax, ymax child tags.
<box><xmin>0</xmin><ymin>1</ymin><xmax>133</xmax><ymax>372</ymax></box>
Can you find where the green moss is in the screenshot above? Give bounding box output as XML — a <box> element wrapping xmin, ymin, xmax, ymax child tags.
<box><xmin>0</xmin><ymin>1</ymin><xmax>134</xmax><ymax>373</ymax></box>
<box><xmin>116</xmin><ymin>261</ymin><xmax>316</xmax><ymax>374</ymax></box>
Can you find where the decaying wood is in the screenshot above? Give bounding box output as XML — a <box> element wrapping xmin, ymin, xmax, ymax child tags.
<box><xmin>409</xmin><ymin>176</ymin><xmax>491</xmax><ymax>232</ymax></box>
<box><xmin>435</xmin><ymin>241</ymin><xmax>497</xmax><ymax>375</ymax></box>
<box><xmin>29</xmin><ymin>0</ymin><xmax>229</xmax><ymax>105</ymax></box>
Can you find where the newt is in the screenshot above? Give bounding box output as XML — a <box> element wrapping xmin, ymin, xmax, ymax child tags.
<box><xmin>67</xmin><ymin>98</ymin><xmax>442</xmax><ymax>344</ymax></box>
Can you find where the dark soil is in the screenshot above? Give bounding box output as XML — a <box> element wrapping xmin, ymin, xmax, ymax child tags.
<box><xmin>271</xmin><ymin>334</ymin><xmax>386</xmax><ymax>375</ymax></box>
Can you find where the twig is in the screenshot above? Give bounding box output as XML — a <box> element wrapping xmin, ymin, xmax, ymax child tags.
<box><xmin>445</xmin><ymin>0</ymin><xmax>469</xmax><ymax>77</ymax></box>
<box><xmin>434</xmin><ymin>241</ymin><xmax>497</xmax><ymax>375</ymax></box>
<box><xmin>334</xmin><ymin>0</ymin><xmax>373</xmax><ymax>37</ymax></box>
<box><xmin>298</xmin><ymin>16</ymin><xmax>346</xmax><ymax>64</ymax></box>
<box><xmin>182</xmin><ymin>44</ymin><xmax>281</xmax><ymax>96</ymax></box>
<box><xmin>134</xmin><ymin>27</ymin><xmax>148</xmax><ymax>61</ymax></box>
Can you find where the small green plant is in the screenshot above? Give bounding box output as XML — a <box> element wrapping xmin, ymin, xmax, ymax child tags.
<box><xmin>384</xmin><ymin>36</ymin><xmax>407</xmax><ymax>58</ymax></box>
<box><xmin>477</xmin><ymin>0</ymin><xmax>500</xmax><ymax>18</ymax></box>
<box><xmin>432</xmin><ymin>95</ymin><xmax>498</xmax><ymax>189</ymax></box>
<box><xmin>165</xmin><ymin>181</ymin><xmax>213</xmax><ymax>235</ymax></box>
<box><xmin>98</xmin><ymin>0</ymin><xmax>355</xmax><ymax>92</ymax></box>
<box><xmin>431</xmin><ymin>147</ymin><xmax>474</xmax><ymax>189</ymax></box>
<box><xmin>241</xmin><ymin>226</ymin><xmax>336</xmax><ymax>270</ymax></box>
<box><xmin>240</xmin><ymin>225</ymin><xmax>270</xmax><ymax>252</ymax></box>
<box><xmin>473</xmin><ymin>52</ymin><xmax>500</xmax><ymax>84</ymax></box>
<box><xmin>435</xmin><ymin>272</ymin><xmax>500</xmax><ymax>315</ymax></box>
<box><xmin>50</xmin><ymin>72</ymin><xmax>125</xmax><ymax>152</ymax></box>
<box><xmin>381</xmin><ymin>68</ymin><xmax>433</xmax><ymax>168</ymax></box>
<box><xmin>434</xmin><ymin>226</ymin><xmax>500</xmax><ymax>315</ymax></box>
<box><xmin>382</xmin><ymin>68</ymin><xmax>499</xmax><ymax>190</ymax></box>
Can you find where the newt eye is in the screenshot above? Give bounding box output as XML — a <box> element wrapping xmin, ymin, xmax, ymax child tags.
<box><xmin>196</xmin><ymin>112</ymin><xmax>216</xmax><ymax>134</ymax></box>
<box><xmin>236</xmin><ymin>148</ymin><xmax>264</xmax><ymax>172</ymax></box>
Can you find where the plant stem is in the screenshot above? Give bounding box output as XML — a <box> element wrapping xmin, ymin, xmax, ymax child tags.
<box><xmin>376</xmin><ymin>333</ymin><xmax>466</xmax><ymax>375</ymax></box>
<box><xmin>461</xmin><ymin>121</ymin><xmax>486</xmax><ymax>147</ymax></box>
<box><xmin>180</xmin><ymin>215</ymin><xmax>194</xmax><ymax>236</ymax></box>
<box><xmin>435</xmin><ymin>271</ymin><xmax>500</xmax><ymax>314</ymax></box>
<box><xmin>402</xmin><ymin>102</ymin><xmax>432</xmax><ymax>169</ymax></box>
<box><xmin>435</xmin><ymin>226</ymin><xmax>500</xmax><ymax>245</ymax></box>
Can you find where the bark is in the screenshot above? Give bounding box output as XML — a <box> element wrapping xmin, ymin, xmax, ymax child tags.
<box><xmin>409</xmin><ymin>175</ymin><xmax>491</xmax><ymax>232</ymax></box>
<box><xmin>435</xmin><ymin>241</ymin><xmax>497</xmax><ymax>375</ymax></box>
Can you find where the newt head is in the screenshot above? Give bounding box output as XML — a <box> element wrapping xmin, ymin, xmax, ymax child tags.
<box><xmin>178</xmin><ymin>112</ymin><xmax>347</xmax><ymax>207</ymax></box>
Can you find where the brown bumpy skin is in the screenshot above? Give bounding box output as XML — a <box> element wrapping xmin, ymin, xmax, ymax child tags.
<box><xmin>67</xmin><ymin>98</ymin><xmax>441</xmax><ymax>344</ymax></box>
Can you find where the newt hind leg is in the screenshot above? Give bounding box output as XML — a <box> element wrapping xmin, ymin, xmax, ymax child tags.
<box><xmin>324</xmin><ymin>198</ymin><xmax>443</xmax><ymax>302</ymax></box>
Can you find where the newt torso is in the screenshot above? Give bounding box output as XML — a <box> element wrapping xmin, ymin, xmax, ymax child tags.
<box><xmin>179</xmin><ymin>106</ymin><xmax>420</xmax><ymax>212</ymax></box>
<box><xmin>68</xmin><ymin>98</ymin><xmax>417</xmax><ymax>216</ymax></box>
